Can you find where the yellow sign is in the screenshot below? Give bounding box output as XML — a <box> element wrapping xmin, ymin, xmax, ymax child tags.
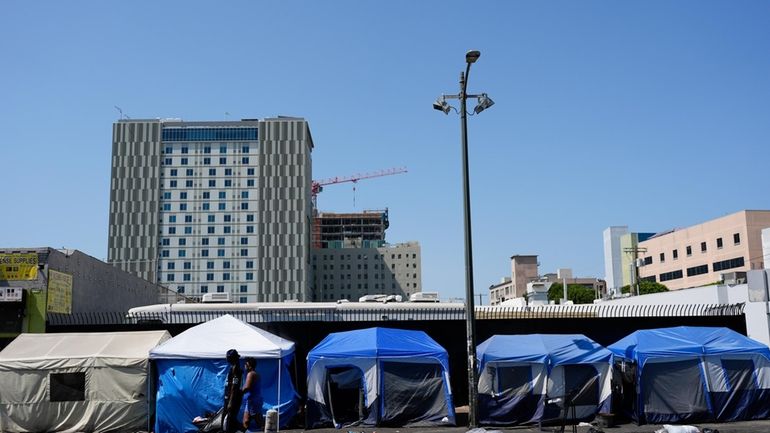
<box><xmin>47</xmin><ymin>270</ymin><xmax>73</xmax><ymax>314</ymax></box>
<box><xmin>0</xmin><ymin>253</ymin><xmax>38</xmax><ymax>281</ymax></box>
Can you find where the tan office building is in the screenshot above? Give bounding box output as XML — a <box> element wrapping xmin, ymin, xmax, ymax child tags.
<box><xmin>638</xmin><ymin>210</ymin><xmax>770</xmax><ymax>290</ymax></box>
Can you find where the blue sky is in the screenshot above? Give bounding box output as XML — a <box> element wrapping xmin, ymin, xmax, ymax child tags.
<box><xmin>1</xmin><ymin>1</ymin><xmax>768</xmax><ymax>302</ymax></box>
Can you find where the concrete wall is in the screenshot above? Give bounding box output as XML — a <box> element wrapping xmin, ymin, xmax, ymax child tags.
<box><xmin>602</xmin><ymin>269</ymin><xmax>770</xmax><ymax>346</ymax></box>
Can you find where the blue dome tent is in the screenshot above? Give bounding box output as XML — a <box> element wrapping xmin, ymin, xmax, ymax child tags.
<box><xmin>306</xmin><ymin>327</ymin><xmax>455</xmax><ymax>428</ymax></box>
<box><xmin>476</xmin><ymin>334</ymin><xmax>613</xmax><ymax>425</ymax></box>
<box><xmin>609</xmin><ymin>326</ymin><xmax>770</xmax><ymax>424</ymax></box>
<box><xmin>149</xmin><ymin>315</ymin><xmax>298</xmax><ymax>433</ymax></box>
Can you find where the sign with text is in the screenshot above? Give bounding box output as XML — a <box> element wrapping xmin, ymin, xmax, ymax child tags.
<box><xmin>0</xmin><ymin>253</ymin><xmax>38</xmax><ymax>281</ymax></box>
<box><xmin>47</xmin><ymin>270</ymin><xmax>73</xmax><ymax>314</ymax></box>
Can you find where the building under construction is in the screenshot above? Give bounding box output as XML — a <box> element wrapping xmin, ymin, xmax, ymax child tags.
<box><xmin>312</xmin><ymin>209</ymin><xmax>389</xmax><ymax>249</ymax></box>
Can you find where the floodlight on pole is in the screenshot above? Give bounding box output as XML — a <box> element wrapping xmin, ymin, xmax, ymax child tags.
<box><xmin>432</xmin><ymin>49</ymin><xmax>494</xmax><ymax>428</ymax></box>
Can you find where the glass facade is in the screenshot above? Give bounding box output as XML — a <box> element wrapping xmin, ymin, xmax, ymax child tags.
<box><xmin>162</xmin><ymin>127</ymin><xmax>258</xmax><ymax>142</ymax></box>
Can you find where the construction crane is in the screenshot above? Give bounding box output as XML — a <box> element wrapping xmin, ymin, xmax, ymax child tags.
<box><xmin>312</xmin><ymin>167</ymin><xmax>408</xmax><ymax>209</ymax></box>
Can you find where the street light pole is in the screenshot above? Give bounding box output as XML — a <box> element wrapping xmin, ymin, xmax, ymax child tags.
<box><xmin>433</xmin><ymin>50</ymin><xmax>493</xmax><ymax>428</ymax></box>
<box><xmin>460</xmin><ymin>51</ymin><xmax>479</xmax><ymax>428</ymax></box>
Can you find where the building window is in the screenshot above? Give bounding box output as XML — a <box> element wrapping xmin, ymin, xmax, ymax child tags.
<box><xmin>659</xmin><ymin>253</ymin><xmax>665</xmax><ymax>263</ymax></box>
<box><xmin>169</xmin><ymin>180</ymin><xmax>177</xmax><ymax>188</ymax></box>
<box><xmin>183</xmin><ymin>273</ymin><xmax>191</xmax><ymax>281</ymax></box>
<box><xmin>659</xmin><ymin>270</ymin><xmax>684</xmax><ymax>282</ymax></box>
<box><xmin>686</xmin><ymin>264</ymin><xmax>708</xmax><ymax>277</ymax></box>
<box><xmin>204</xmin><ymin>146</ymin><xmax>211</xmax><ymax>153</ymax></box>
<box><xmin>164</xmin><ymin>146</ymin><xmax>172</xmax><ymax>154</ymax></box>
<box><xmin>169</xmin><ymin>215</ymin><xmax>176</xmax><ymax>223</ymax></box>
<box><xmin>201</xmin><ymin>238</ymin><xmax>209</xmax><ymax>245</ymax></box>
<box><xmin>167</xmin><ymin>274</ymin><xmax>175</xmax><ymax>282</ymax></box>
<box><xmin>223</xmin><ymin>226</ymin><xmax>232</xmax><ymax>234</ymax></box>
<box><xmin>246</xmin><ymin>226</ymin><xmax>254</xmax><ymax>233</ymax></box>
<box><xmin>223</xmin><ymin>261</ymin><xmax>231</xmax><ymax>269</ymax></box>
<box><xmin>220</xmin><ymin>145</ymin><xmax>227</xmax><ymax>154</ymax></box>
<box><xmin>242</xmin><ymin>157</ymin><xmax>249</xmax><ymax>164</ymax></box>
<box><xmin>673</xmin><ymin>249</ymin><xmax>678</xmax><ymax>260</ymax></box>
<box><xmin>181</xmin><ymin>146</ymin><xmax>188</xmax><ymax>154</ymax></box>
<box><xmin>242</xmin><ymin>146</ymin><xmax>249</xmax><ymax>153</ymax></box>
<box><xmin>218</xmin><ymin>203</ymin><xmax>226</xmax><ymax>210</ymax></box>
<box><xmin>218</xmin><ymin>238</ymin><xmax>225</xmax><ymax>245</ymax></box>
<box><xmin>643</xmin><ymin>256</ymin><xmax>652</xmax><ymax>265</ymax></box>
<box><xmin>246</xmin><ymin>261</ymin><xmax>254</xmax><ymax>269</ymax></box>
<box><xmin>208</xmin><ymin>180</ymin><xmax>216</xmax><ymax>187</ymax></box>
<box><xmin>717</xmin><ymin>237</ymin><xmax>723</xmax><ymax>249</ymax></box>
<box><xmin>225</xmin><ymin>168</ymin><xmax>233</xmax><ymax>176</ymax></box>
<box><xmin>217</xmin><ymin>249</ymin><xmax>225</xmax><ymax>257</ymax></box>
<box><xmin>209</xmin><ymin>168</ymin><xmax>216</xmax><ymax>176</ymax></box>
<box><xmin>161</xmin><ymin>250</ymin><xmax>170</xmax><ymax>257</ymax></box>
<box><xmin>185</xmin><ymin>180</ymin><xmax>193</xmax><ymax>188</ymax></box>
<box><xmin>168</xmin><ymin>227</ymin><xmax>176</xmax><ymax>234</ymax></box>
<box><xmin>240</xmin><ymin>249</ymin><xmax>248</xmax><ymax>256</ymax></box>
<box><xmin>167</xmin><ymin>262</ymin><xmax>175</xmax><ymax>270</ymax></box>
<box><xmin>201</xmin><ymin>249</ymin><xmax>209</xmax><ymax>257</ymax></box>
<box><xmin>163</xmin><ymin>203</ymin><xmax>171</xmax><ymax>211</ymax></box>
<box><xmin>223</xmin><ymin>273</ymin><xmax>231</xmax><ymax>281</ymax></box>
<box><xmin>713</xmin><ymin>257</ymin><xmax>745</xmax><ymax>272</ymax></box>
<box><xmin>180</xmin><ymin>158</ymin><xmax>188</xmax><ymax>165</ymax></box>
<box><xmin>240</xmin><ymin>237</ymin><xmax>248</xmax><ymax>245</ymax></box>
<box><xmin>177</xmin><ymin>286</ymin><xmax>185</xmax><ymax>293</ymax></box>
<box><xmin>165</xmin><ymin>158</ymin><xmax>173</xmax><ymax>166</ymax></box>
<box><xmin>224</xmin><ymin>180</ymin><xmax>232</xmax><ymax>187</ymax></box>
<box><xmin>240</xmin><ymin>285</ymin><xmax>248</xmax><ymax>293</ymax></box>
<box><xmin>186</xmin><ymin>169</ymin><xmax>193</xmax><ymax>176</ymax></box>
<box><xmin>219</xmin><ymin>157</ymin><xmax>227</xmax><ymax>164</ymax></box>
<box><xmin>246</xmin><ymin>214</ymin><xmax>254</xmax><ymax>222</ymax></box>
<box><xmin>206</xmin><ymin>273</ymin><xmax>214</xmax><ymax>281</ymax></box>
<box><xmin>203</xmin><ymin>157</ymin><xmax>211</xmax><ymax>165</ymax></box>
<box><xmin>207</xmin><ymin>262</ymin><xmax>214</xmax><ymax>269</ymax></box>
<box><xmin>179</xmin><ymin>203</ymin><xmax>187</xmax><ymax>211</ymax></box>
<box><xmin>163</xmin><ymin>192</ymin><xmax>171</xmax><ymax>200</ymax></box>
<box><xmin>240</xmin><ymin>297</ymin><xmax>247</xmax><ymax>303</ymax></box>
<box><xmin>701</xmin><ymin>242</ymin><xmax>707</xmax><ymax>252</ymax></box>
<box><xmin>207</xmin><ymin>226</ymin><xmax>215</xmax><ymax>234</ymax></box>
<box><xmin>686</xmin><ymin>246</ymin><xmax>692</xmax><ymax>256</ymax></box>
<box><xmin>178</xmin><ymin>250</ymin><xmax>186</xmax><ymax>257</ymax></box>
<box><xmin>241</xmin><ymin>191</ymin><xmax>249</xmax><ymax>199</ymax></box>
<box><xmin>246</xmin><ymin>272</ymin><xmax>254</xmax><ymax>280</ymax></box>
<box><xmin>247</xmin><ymin>179</ymin><xmax>255</xmax><ymax>187</ymax></box>
<box><xmin>183</xmin><ymin>262</ymin><xmax>191</xmax><ymax>270</ymax></box>
<box><xmin>224</xmin><ymin>214</ymin><xmax>232</xmax><ymax>222</ymax></box>
<box><xmin>247</xmin><ymin>168</ymin><xmax>255</xmax><ymax>175</ymax></box>
<box><xmin>161</xmin><ymin>239</ymin><xmax>170</xmax><ymax>246</ymax></box>
<box><xmin>218</xmin><ymin>191</ymin><xmax>226</xmax><ymax>199</ymax></box>
<box><xmin>241</xmin><ymin>202</ymin><xmax>248</xmax><ymax>210</ymax></box>
<box><xmin>734</xmin><ymin>233</ymin><xmax>741</xmax><ymax>245</ymax></box>
<box><xmin>201</xmin><ymin>286</ymin><xmax>209</xmax><ymax>293</ymax></box>
<box><xmin>178</xmin><ymin>238</ymin><xmax>186</xmax><ymax>246</ymax></box>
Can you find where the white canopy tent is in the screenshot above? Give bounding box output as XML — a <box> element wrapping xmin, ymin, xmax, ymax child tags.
<box><xmin>149</xmin><ymin>315</ymin><xmax>297</xmax><ymax>433</ymax></box>
<box><xmin>0</xmin><ymin>330</ymin><xmax>170</xmax><ymax>433</ymax></box>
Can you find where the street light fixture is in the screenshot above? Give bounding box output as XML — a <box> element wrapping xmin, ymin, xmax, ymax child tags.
<box><xmin>433</xmin><ymin>50</ymin><xmax>494</xmax><ymax>428</ymax></box>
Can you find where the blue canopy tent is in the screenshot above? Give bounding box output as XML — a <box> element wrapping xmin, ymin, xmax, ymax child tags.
<box><xmin>609</xmin><ymin>326</ymin><xmax>770</xmax><ymax>424</ymax></box>
<box><xmin>306</xmin><ymin>327</ymin><xmax>455</xmax><ymax>428</ymax></box>
<box><xmin>149</xmin><ymin>315</ymin><xmax>298</xmax><ymax>433</ymax></box>
<box><xmin>476</xmin><ymin>334</ymin><xmax>613</xmax><ymax>426</ymax></box>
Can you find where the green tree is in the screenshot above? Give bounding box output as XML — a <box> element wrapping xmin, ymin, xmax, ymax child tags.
<box><xmin>620</xmin><ymin>280</ymin><xmax>669</xmax><ymax>295</ymax></box>
<box><xmin>547</xmin><ymin>283</ymin><xmax>597</xmax><ymax>304</ymax></box>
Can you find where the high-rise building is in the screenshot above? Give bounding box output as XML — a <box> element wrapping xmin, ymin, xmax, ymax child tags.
<box><xmin>602</xmin><ymin>227</ymin><xmax>655</xmax><ymax>295</ymax></box>
<box><xmin>510</xmin><ymin>255</ymin><xmax>539</xmax><ymax>298</ymax></box>
<box><xmin>108</xmin><ymin>117</ymin><xmax>314</xmax><ymax>302</ymax></box>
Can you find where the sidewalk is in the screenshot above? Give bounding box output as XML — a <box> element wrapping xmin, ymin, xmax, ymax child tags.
<box><xmin>282</xmin><ymin>420</ymin><xmax>770</xmax><ymax>433</ymax></box>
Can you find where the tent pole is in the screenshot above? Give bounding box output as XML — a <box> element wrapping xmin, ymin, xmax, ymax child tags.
<box><xmin>277</xmin><ymin>357</ymin><xmax>281</xmax><ymax>432</ymax></box>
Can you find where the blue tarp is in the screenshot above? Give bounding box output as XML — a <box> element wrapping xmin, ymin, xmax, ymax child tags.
<box><xmin>476</xmin><ymin>334</ymin><xmax>612</xmax><ymax>426</ymax></box>
<box><xmin>155</xmin><ymin>358</ymin><xmax>297</xmax><ymax>433</ymax></box>
<box><xmin>307</xmin><ymin>327</ymin><xmax>455</xmax><ymax>427</ymax></box>
<box><xmin>609</xmin><ymin>326</ymin><xmax>770</xmax><ymax>424</ymax></box>
<box><xmin>477</xmin><ymin>334</ymin><xmax>612</xmax><ymax>369</ymax></box>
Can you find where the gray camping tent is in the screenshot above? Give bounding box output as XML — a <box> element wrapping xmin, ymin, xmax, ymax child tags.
<box><xmin>0</xmin><ymin>330</ymin><xmax>170</xmax><ymax>433</ymax></box>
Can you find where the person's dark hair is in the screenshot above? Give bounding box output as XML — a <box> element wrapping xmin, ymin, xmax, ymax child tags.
<box><xmin>226</xmin><ymin>349</ymin><xmax>240</xmax><ymax>363</ymax></box>
<box><xmin>244</xmin><ymin>357</ymin><xmax>257</xmax><ymax>369</ymax></box>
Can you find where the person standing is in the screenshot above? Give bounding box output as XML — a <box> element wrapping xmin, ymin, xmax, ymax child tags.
<box><xmin>242</xmin><ymin>357</ymin><xmax>264</xmax><ymax>431</ymax></box>
<box><xmin>223</xmin><ymin>349</ymin><xmax>243</xmax><ymax>433</ymax></box>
